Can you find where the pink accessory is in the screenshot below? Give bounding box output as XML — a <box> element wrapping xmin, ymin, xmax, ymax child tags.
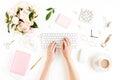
<box><xmin>55</xmin><ymin>14</ymin><xmax>72</xmax><ymax>28</ymax></box>
<box><xmin>10</xmin><ymin>50</ymin><xmax>31</xmax><ymax>76</ymax></box>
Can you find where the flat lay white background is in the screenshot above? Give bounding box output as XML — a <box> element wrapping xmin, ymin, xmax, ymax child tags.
<box><xmin>0</xmin><ymin>0</ymin><xmax>120</xmax><ymax>80</ymax></box>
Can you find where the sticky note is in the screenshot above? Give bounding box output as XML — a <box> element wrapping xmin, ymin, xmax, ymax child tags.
<box><xmin>10</xmin><ymin>50</ymin><xmax>31</xmax><ymax>76</ymax></box>
<box><xmin>55</xmin><ymin>14</ymin><xmax>72</xmax><ymax>28</ymax></box>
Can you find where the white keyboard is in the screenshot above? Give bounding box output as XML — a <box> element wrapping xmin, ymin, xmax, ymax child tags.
<box><xmin>40</xmin><ymin>33</ymin><xmax>78</xmax><ymax>48</ymax></box>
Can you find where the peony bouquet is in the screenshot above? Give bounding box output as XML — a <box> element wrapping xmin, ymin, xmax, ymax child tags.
<box><xmin>5</xmin><ymin>2</ymin><xmax>39</xmax><ymax>34</ymax></box>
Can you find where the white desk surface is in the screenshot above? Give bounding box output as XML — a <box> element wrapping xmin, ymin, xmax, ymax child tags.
<box><xmin>0</xmin><ymin>0</ymin><xmax>120</xmax><ymax>80</ymax></box>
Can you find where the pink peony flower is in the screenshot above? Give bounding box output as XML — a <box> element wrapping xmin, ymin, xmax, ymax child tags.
<box><xmin>18</xmin><ymin>22</ymin><xmax>30</xmax><ymax>32</ymax></box>
<box><xmin>28</xmin><ymin>28</ymin><xmax>34</xmax><ymax>34</ymax></box>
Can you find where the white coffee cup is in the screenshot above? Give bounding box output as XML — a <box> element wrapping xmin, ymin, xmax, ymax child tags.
<box><xmin>91</xmin><ymin>53</ymin><xmax>111</xmax><ymax>71</ymax></box>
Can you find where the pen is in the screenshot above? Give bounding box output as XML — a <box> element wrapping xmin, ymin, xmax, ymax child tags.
<box><xmin>30</xmin><ymin>57</ymin><xmax>42</xmax><ymax>70</ymax></box>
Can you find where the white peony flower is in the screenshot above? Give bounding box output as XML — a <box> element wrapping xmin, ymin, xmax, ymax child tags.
<box><xmin>19</xmin><ymin>10</ymin><xmax>29</xmax><ymax>22</ymax></box>
<box><xmin>26</xmin><ymin>20</ymin><xmax>33</xmax><ymax>26</ymax></box>
<box><xmin>12</xmin><ymin>17</ymin><xmax>19</xmax><ymax>24</ymax></box>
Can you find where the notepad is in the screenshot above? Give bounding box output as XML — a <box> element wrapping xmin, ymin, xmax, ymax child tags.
<box><xmin>10</xmin><ymin>50</ymin><xmax>31</xmax><ymax>76</ymax></box>
<box><xmin>55</xmin><ymin>14</ymin><xmax>72</xmax><ymax>28</ymax></box>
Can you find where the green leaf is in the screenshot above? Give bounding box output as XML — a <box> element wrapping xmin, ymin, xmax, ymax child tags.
<box><xmin>45</xmin><ymin>8</ymin><xmax>55</xmax><ymax>21</ymax></box>
<box><xmin>46</xmin><ymin>8</ymin><xmax>53</xmax><ymax>11</ymax></box>
<box><xmin>46</xmin><ymin>12</ymin><xmax>51</xmax><ymax>20</ymax></box>
<box><xmin>7</xmin><ymin>23</ymin><xmax>10</xmax><ymax>33</ymax></box>
<box><xmin>29</xmin><ymin>12</ymin><xmax>34</xmax><ymax>21</ymax></box>
<box><xmin>19</xmin><ymin>19</ymin><xmax>24</xmax><ymax>22</ymax></box>
<box><xmin>5</xmin><ymin>12</ymin><xmax>9</xmax><ymax>23</ymax></box>
<box><xmin>14</xmin><ymin>25</ymin><xmax>18</xmax><ymax>31</ymax></box>
<box><xmin>35</xmin><ymin>15</ymin><xmax>38</xmax><ymax>18</ymax></box>
<box><xmin>52</xmin><ymin>9</ymin><xmax>55</xmax><ymax>13</ymax></box>
<box><xmin>20</xmin><ymin>31</ymin><xmax>26</xmax><ymax>35</ymax></box>
<box><xmin>16</xmin><ymin>10</ymin><xmax>19</xmax><ymax>15</ymax></box>
<box><xmin>16</xmin><ymin>8</ymin><xmax>23</xmax><ymax>15</ymax></box>
<box><xmin>46</xmin><ymin>8</ymin><xmax>55</xmax><ymax>13</ymax></box>
<box><xmin>11</xmin><ymin>24</ymin><xmax>15</xmax><ymax>29</ymax></box>
<box><xmin>28</xmin><ymin>7</ymin><xmax>31</xmax><ymax>11</ymax></box>
<box><xmin>31</xmin><ymin>22</ymin><xmax>38</xmax><ymax>28</ymax></box>
<box><xmin>20</xmin><ymin>8</ymin><xmax>23</xmax><ymax>11</ymax></box>
<box><xmin>5</xmin><ymin>12</ymin><xmax>9</xmax><ymax>19</ymax></box>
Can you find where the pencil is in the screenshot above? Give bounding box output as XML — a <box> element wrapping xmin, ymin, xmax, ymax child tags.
<box><xmin>30</xmin><ymin>57</ymin><xmax>42</xmax><ymax>70</ymax></box>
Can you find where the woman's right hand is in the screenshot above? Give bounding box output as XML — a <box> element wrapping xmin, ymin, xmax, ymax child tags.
<box><xmin>61</xmin><ymin>38</ymin><xmax>72</xmax><ymax>60</ymax></box>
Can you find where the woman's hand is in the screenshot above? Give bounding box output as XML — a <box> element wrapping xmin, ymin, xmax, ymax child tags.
<box><xmin>40</xmin><ymin>39</ymin><xmax>80</xmax><ymax>80</ymax></box>
<box><xmin>47</xmin><ymin>41</ymin><xmax>56</xmax><ymax>63</ymax></box>
<box><xmin>61</xmin><ymin>38</ymin><xmax>80</xmax><ymax>80</ymax></box>
<box><xmin>61</xmin><ymin>38</ymin><xmax>72</xmax><ymax>60</ymax></box>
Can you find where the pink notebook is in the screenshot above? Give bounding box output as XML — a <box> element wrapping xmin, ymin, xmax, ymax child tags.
<box><xmin>10</xmin><ymin>50</ymin><xmax>31</xmax><ymax>76</ymax></box>
<box><xmin>55</xmin><ymin>14</ymin><xmax>72</xmax><ymax>28</ymax></box>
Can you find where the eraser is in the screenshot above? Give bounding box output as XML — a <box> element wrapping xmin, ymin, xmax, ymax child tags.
<box><xmin>55</xmin><ymin>14</ymin><xmax>72</xmax><ymax>28</ymax></box>
<box><xmin>10</xmin><ymin>50</ymin><xmax>31</xmax><ymax>76</ymax></box>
